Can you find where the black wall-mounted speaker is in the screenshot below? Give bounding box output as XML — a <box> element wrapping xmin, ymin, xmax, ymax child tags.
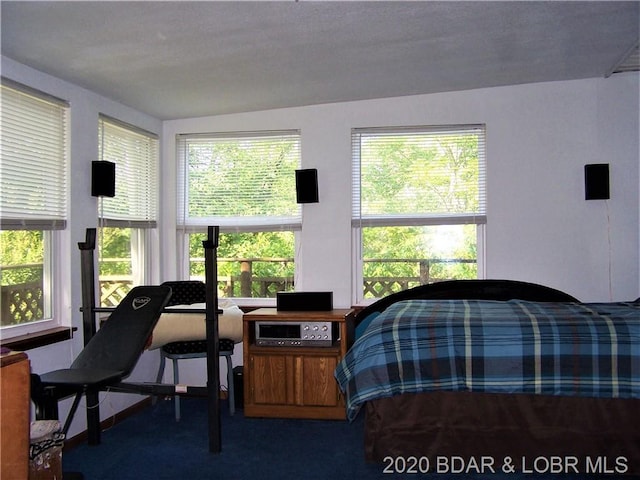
<box><xmin>91</xmin><ymin>161</ymin><xmax>116</xmax><ymax>197</ymax></box>
<box><xmin>295</xmin><ymin>168</ymin><xmax>319</xmax><ymax>203</ymax></box>
<box><xmin>584</xmin><ymin>164</ymin><xmax>610</xmax><ymax>200</ymax></box>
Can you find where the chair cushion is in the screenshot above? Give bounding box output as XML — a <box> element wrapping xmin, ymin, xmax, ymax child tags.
<box><xmin>219</xmin><ymin>338</ymin><xmax>235</xmax><ymax>352</ymax></box>
<box><xmin>162</xmin><ymin>338</ymin><xmax>235</xmax><ymax>355</ymax></box>
<box><xmin>161</xmin><ymin>281</ymin><xmax>206</xmax><ymax>306</ymax></box>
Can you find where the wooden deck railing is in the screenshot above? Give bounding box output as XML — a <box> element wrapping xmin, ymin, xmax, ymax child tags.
<box><xmin>1</xmin><ymin>257</ymin><xmax>475</xmax><ymax>325</ymax></box>
<box><xmin>0</xmin><ymin>281</ymin><xmax>44</xmax><ymax>326</ymax></box>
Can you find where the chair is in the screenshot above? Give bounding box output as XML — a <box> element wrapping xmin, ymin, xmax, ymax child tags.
<box><xmin>155</xmin><ymin>281</ymin><xmax>235</xmax><ymax>420</ymax></box>
<box><xmin>31</xmin><ymin>285</ymin><xmax>172</xmax><ymax>443</ymax></box>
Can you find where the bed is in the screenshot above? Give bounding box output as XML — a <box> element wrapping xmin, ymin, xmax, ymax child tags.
<box><xmin>335</xmin><ymin>280</ymin><xmax>640</xmax><ymax>474</ymax></box>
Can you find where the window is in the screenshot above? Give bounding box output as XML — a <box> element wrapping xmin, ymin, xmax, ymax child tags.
<box><xmin>176</xmin><ymin>131</ymin><xmax>301</xmax><ymax>300</ymax></box>
<box><xmin>0</xmin><ymin>78</ymin><xmax>69</xmax><ymax>333</ymax></box>
<box><xmin>352</xmin><ymin>124</ymin><xmax>486</xmax><ymax>301</ymax></box>
<box><xmin>97</xmin><ymin>115</ymin><xmax>158</xmax><ymax>307</ymax></box>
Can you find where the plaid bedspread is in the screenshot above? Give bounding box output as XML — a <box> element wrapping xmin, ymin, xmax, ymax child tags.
<box><xmin>335</xmin><ymin>299</ymin><xmax>640</xmax><ymax>421</ymax></box>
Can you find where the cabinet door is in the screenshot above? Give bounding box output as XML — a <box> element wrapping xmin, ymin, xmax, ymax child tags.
<box><xmin>1</xmin><ymin>354</ymin><xmax>29</xmax><ymax>479</ymax></box>
<box><xmin>250</xmin><ymin>354</ymin><xmax>289</xmax><ymax>405</ymax></box>
<box><xmin>297</xmin><ymin>355</ymin><xmax>339</xmax><ymax>407</ymax></box>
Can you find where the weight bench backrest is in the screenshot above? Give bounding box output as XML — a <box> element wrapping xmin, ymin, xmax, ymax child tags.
<box><xmin>71</xmin><ymin>285</ymin><xmax>172</xmax><ymax>377</ymax></box>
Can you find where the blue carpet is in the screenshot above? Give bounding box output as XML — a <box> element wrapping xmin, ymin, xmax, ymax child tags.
<box><xmin>63</xmin><ymin>398</ymin><xmax>635</xmax><ymax>480</ymax></box>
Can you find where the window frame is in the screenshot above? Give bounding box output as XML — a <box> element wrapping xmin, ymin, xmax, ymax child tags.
<box><xmin>97</xmin><ymin>115</ymin><xmax>159</xmax><ymax>307</ymax></box>
<box><xmin>176</xmin><ymin>129</ymin><xmax>302</xmax><ymax>231</ymax></box>
<box><xmin>0</xmin><ymin>79</ymin><xmax>70</xmax><ymax>338</ymax></box>
<box><xmin>176</xmin><ymin>130</ymin><xmax>302</xmax><ymax>303</ymax></box>
<box><xmin>351</xmin><ymin>124</ymin><xmax>487</xmax><ymax>304</ymax></box>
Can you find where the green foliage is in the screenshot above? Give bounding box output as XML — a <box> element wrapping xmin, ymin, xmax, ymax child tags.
<box><xmin>360</xmin><ymin>133</ymin><xmax>480</xmax><ymax>215</ymax></box>
<box><xmin>358</xmin><ymin>130</ymin><xmax>482</xmax><ymax>296</ymax></box>
<box><xmin>0</xmin><ymin>230</ymin><xmax>44</xmax><ymax>285</ymax></box>
<box><xmin>189</xmin><ymin>231</ymin><xmax>294</xmax><ymax>279</ymax></box>
<box><xmin>362</xmin><ymin>225</ymin><xmax>477</xmax><ymax>280</ymax></box>
<box><xmin>187</xmin><ymin>139</ymin><xmax>298</xmax><ymax>219</ymax></box>
<box><xmin>98</xmin><ymin>227</ymin><xmax>132</xmax><ymax>276</ymax></box>
<box><xmin>189</xmin><ymin>231</ymin><xmax>295</xmax><ymax>297</ymax></box>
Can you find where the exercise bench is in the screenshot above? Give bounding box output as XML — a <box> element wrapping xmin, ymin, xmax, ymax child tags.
<box><xmin>31</xmin><ymin>285</ymin><xmax>172</xmax><ymax>445</ymax></box>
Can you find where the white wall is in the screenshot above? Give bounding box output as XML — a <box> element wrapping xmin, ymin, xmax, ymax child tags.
<box><xmin>162</xmin><ymin>74</ymin><xmax>639</xmax><ymax>387</ymax></box>
<box><xmin>164</xmin><ymin>74</ymin><xmax>640</xmax><ymax>306</ymax></box>
<box><xmin>2</xmin><ymin>56</ymin><xmax>163</xmax><ymax>438</ymax></box>
<box><xmin>4</xmin><ymin>53</ymin><xmax>639</xmax><ymax>435</ymax></box>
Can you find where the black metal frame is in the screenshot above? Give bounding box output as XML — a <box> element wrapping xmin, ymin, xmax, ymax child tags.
<box><xmin>76</xmin><ymin>225</ymin><xmax>222</xmax><ymax>453</ymax></box>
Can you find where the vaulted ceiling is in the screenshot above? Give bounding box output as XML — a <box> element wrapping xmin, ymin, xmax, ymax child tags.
<box><xmin>2</xmin><ymin>1</ymin><xmax>638</xmax><ymax>120</ymax></box>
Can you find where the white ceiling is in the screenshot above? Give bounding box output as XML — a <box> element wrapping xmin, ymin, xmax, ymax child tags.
<box><xmin>2</xmin><ymin>1</ymin><xmax>639</xmax><ymax>120</ymax></box>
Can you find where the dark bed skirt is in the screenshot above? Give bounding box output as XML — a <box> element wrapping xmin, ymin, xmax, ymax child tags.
<box><xmin>364</xmin><ymin>391</ymin><xmax>640</xmax><ymax>475</ymax></box>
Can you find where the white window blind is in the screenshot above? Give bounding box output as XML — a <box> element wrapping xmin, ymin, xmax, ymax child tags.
<box><xmin>98</xmin><ymin>115</ymin><xmax>159</xmax><ymax>228</ymax></box>
<box><xmin>176</xmin><ymin>130</ymin><xmax>301</xmax><ymax>232</ymax></box>
<box><xmin>352</xmin><ymin>125</ymin><xmax>486</xmax><ymax>227</ymax></box>
<box><xmin>0</xmin><ymin>78</ymin><xmax>69</xmax><ymax>230</ymax></box>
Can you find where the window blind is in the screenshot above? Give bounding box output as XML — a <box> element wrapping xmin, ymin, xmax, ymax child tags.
<box><xmin>0</xmin><ymin>78</ymin><xmax>69</xmax><ymax>230</ymax></box>
<box><xmin>98</xmin><ymin>115</ymin><xmax>159</xmax><ymax>228</ymax></box>
<box><xmin>352</xmin><ymin>124</ymin><xmax>486</xmax><ymax>227</ymax></box>
<box><xmin>176</xmin><ymin>130</ymin><xmax>301</xmax><ymax>232</ymax></box>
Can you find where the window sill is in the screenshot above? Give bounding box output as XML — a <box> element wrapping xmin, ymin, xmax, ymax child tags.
<box><xmin>0</xmin><ymin>327</ymin><xmax>76</xmax><ymax>352</ymax></box>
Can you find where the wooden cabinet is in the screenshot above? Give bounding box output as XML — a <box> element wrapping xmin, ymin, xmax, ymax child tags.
<box><xmin>1</xmin><ymin>351</ymin><xmax>30</xmax><ymax>480</ymax></box>
<box><xmin>243</xmin><ymin>308</ymin><xmax>354</xmax><ymax>420</ymax></box>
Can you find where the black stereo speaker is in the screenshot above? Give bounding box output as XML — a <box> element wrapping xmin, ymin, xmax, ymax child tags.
<box><xmin>584</xmin><ymin>164</ymin><xmax>609</xmax><ymax>200</ymax></box>
<box><xmin>91</xmin><ymin>161</ymin><xmax>116</xmax><ymax>197</ymax></box>
<box><xmin>295</xmin><ymin>169</ymin><xmax>319</xmax><ymax>203</ymax></box>
<box><xmin>233</xmin><ymin>366</ymin><xmax>244</xmax><ymax>410</ymax></box>
<box><xmin>277</xmin><ymin>291</ymin><xmax>333</xmax><ymax>311</ymax></box>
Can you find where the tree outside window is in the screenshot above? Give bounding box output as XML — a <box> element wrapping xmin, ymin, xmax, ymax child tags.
<box><xmin>177</xmin><ymin>131</ymin><xmax>301</xmax><ymax>299</ymax></box>
<box><xmin>352</xmin><ymin>125</ymin><xmax>486</xmax><ymax>300</ymax></box>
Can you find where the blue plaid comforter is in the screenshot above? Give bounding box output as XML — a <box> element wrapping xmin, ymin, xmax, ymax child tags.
<box><xmin>335</xmin><ymin>299</ymin><xmax>640</xmax><ymax>421</ymax></box>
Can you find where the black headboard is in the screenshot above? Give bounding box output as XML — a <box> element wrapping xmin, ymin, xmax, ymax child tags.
<box><xmin>354</xmin><ymin>279</ymin><xmax>579</xmax><ymax>328</ymax></box>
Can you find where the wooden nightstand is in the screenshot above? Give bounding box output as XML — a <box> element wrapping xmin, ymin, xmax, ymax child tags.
<box><xmin>242</xmin><ymin>308</ymin><xmax>354</xmax><ymax>420</ymax></box>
